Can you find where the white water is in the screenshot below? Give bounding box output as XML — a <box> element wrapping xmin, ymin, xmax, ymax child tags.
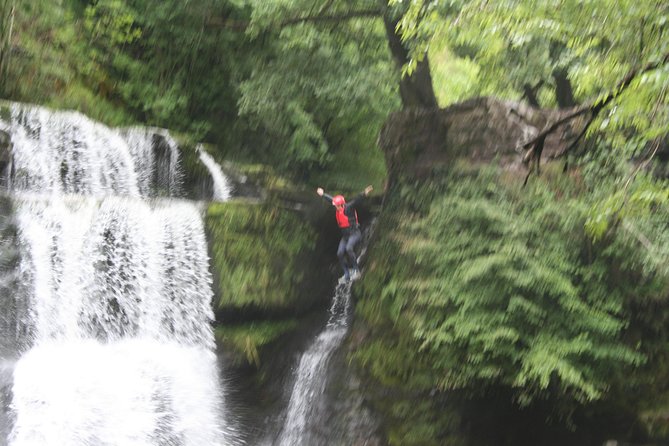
<box><xmin>122</xmin><ymin>127</ymin><xmax>183</xmax><ymax>198</ymax></box>
<box><xmin>0</xmin><ymin>104</ymin><xmax>237</xmax><ymax>445</ymax></box>
<box><xmin>198</xmin><ymin>147</ymin><xmax>232</xmax><ymax>202</ymax></box>
<box><xmin>11</xmin><ymin>340</ymin><xmax>223</xmax><ymax>446</ymax></box>
<box><xmin>2</xmin><ymin>105</ymin><xmax>182</xmax><ymax>197</ymax></box>
<box><xmin>277</xmin><ymin>282</ymin><xmax>352</xmax><ymax>446</ymax></box>
<box><xmin>14</xmin><ymin>196</ymin><xmax>215</xmax><ymax>347</ymax></box>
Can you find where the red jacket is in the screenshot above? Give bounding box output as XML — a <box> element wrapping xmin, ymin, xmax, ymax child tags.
<box><xmin>323</xmin><ymin>192</ymin><xmax>364</xmax><ymax>235</ymax></box>
<box><xmin>335</xmin><ymin>206</ymin><xmax>358</xmax><ymax>229</ymax></box>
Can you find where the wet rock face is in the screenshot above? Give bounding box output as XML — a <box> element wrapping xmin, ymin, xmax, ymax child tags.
<box><xmin>152</xmin><ymin>134</ymin><xmax>174</xmax><ymax>197</ymax></box>
<box><xmin>321</xmin><ymin>346</ymin><xmax>387</xmax><ymax>446</ymax></box>
<box><xmin>0</xmin><ymin>130</ymin><xmax>9</xmax><ymax>151</ymax></box>
<box><xmin>378</xmin><ymin>97</ymin><xmax>584</xmax><ymax>179</ymax></box>
<box><xmin>0</xmin><ymin>130</ymin><xmax>12</xmax><ymax>188</ymax></box>
<box><xmin>0</xmin><ymin>195</ymin><xmax>28</xmax><ymax>354</ymax></box>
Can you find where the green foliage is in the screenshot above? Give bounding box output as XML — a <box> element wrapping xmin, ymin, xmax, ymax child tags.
<box><xmin>394</xmin><ymin>0</ymin><xmax>669</xmax><ymax>163</ymax></box>
<box><xmin>585</xmin><ymin>174</ymin><xmax>669</xmax><ymax>277</ymax></box>
<box><xmin>206</xmin><ymin>201</ymin><xmax>317</xmax><ymax>310</ymax></box>
<box><xmin>428</xmin><ymin>30</ymin><xmax>481</xmax><ymax>106</ymax></box>
<box><xmin>4</xmin><ymin>0</ymin><xmax>395</xmax><ymax>184</ymax></box>
<box><xmin>354</xmin><ymin>165</ymin><xmax>669</xmax><ymax>443</ymax></box>
<box><xmin>309</xmin><ymin>109</ymin><xmax>387</xmax><ymax>193</ymax></box>
<box><xmin>3</xmin><ymin>0</ymin><xmax>250</xmax><ymax>137</ymax></box>
<box><xmin>237</xmin><ymin>3</ymin><xmax>399</xmax><ymax>174</ymax></box>
<box><xmin>385</xmin><ymin>397</ymin><xmax>464</xmax><ymax>446</ymax></box>
<box><xmin>84</xmin><ymin>0</ymin><xmax>142</xmax><ymax>48</ymax></box>
<box><xmin>95</xmin><ymin>0</ymin><xmax>246</xmax><ymax>138</ymax></box>
<box><xmin>215</xmin><ymin>319</ymin><xmax>298</xmax><ymax>366</ymax></box>
<box><xmin>1</xmin><ymin>0</ymin><xmax>133</xmax><ymax>124</ymax></box>
<box><xmin>0</xmin><ymin>0</ymin><xmax>15</xmax><ymax>92</ymax></box>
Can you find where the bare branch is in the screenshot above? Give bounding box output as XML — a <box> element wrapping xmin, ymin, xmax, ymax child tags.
<box><xmin>547</xmin><ymin>112</ymin><xmax>596</xmax><ymax>160</ymax></box>
<box><xmin>520</xmin><ymin>50</ymin><xmax>669</xmax><ymax>160</ymax></box>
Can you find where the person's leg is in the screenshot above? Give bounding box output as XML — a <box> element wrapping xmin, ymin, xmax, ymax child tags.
<box><xmin>345</xmin><ymin>230</ymin><xmax>362</xmax><ymax>272</ymax></box>
<box><xmin>337</xmin><ymin>236</ymin><xmax>350</xmax><ymax>280</ymax></box>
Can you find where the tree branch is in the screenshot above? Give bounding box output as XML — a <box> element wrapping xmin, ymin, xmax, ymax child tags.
<box><xmin>279</xmin><ymin>8</ymin><xmax>383</xmax><ymax>27</ymax></box>
<box><xmin>207</xmin><ymin>8</ymin><xmax>383</xmax><ymax>31</ymax></box>
<box><xmin>205</xmin><ymin>17</ymin><xmax>249</xmax><ymax>31</ymax></box>
<box><xmin>521</xmin><ymin>50</ymin><xmax>669</xmax><ymax>164</ymax></box>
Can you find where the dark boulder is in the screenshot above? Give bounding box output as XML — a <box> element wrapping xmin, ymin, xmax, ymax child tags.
<box><xmin>378</xmin><ymin>97</ymin><xmax>585</xmax><ymax>181</ymax></box>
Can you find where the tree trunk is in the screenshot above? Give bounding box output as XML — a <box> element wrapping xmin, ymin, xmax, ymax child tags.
<box><xmin>549</xmin><ymin>41</ymin><xmax>576</xmax><ymax>108</ymax></box>
<box><xmin>382</xmin><ymin>9</ymin><xmax>438</xmax><ymax>109</ymax></box>
<box><xmin>552</xmin><ymin>68</ymin><xmax>576</xmax><ymax>108</ymax></box>
<box><xmin>0</xmin><ymin>0</ymin><xmax>15</xmax><ymax>94</ymax></box>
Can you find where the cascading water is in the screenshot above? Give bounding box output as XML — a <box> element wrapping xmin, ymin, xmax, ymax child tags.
<box><xmin>121</xmin><ymin>127</ymin><xmax>183</xmax><ymax>198</ymax></box>
<box><xmin>275</xmin><ymin>281</ymin><xmax>353</xmax><ymax>446</ymax></box>
<box><xmin>0</xmin><ymin>104</ymin><xmax>237</xmax><ymax>445</ymax></box>
<box><xmin>197</xmin><ymin>146</ymin><xmax>232</xmax><ymax>202</ymax></box>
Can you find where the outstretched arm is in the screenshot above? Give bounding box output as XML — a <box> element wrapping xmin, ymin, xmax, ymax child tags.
<box><xmin>347</xmin><ymin>185</ymin><xmax>374</xmax><ymax>208</ymax></box>
<box><xmin>316</xmin><ymin>187</ymin><xmax>333</xmax><ymax>202</ymax></box>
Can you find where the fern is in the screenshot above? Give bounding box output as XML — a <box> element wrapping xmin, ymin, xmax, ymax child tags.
<box><xmin>355</xmin><ymin>167</ymin><xmax>664</xmax><ymax>416</ymax></box>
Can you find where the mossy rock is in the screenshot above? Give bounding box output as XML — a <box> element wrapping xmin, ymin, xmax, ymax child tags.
<box><xmin>0</xmin><ymin>102</ymin><xmax>10</xmax><ymax>123</ymax></box>
<box><xmin>175</xmin><ymin>139</ymin><xmax>215</xmax><ymax>200</ymax></box>
<box><xmin>206</xmin><ymin>200</ymin><xmax>324</xmax><ymax>317</ymax></box>
<box><xmin>214</xmin><ymin>319</ymin><xmax>299</xmax><ymax>367</ymax></box>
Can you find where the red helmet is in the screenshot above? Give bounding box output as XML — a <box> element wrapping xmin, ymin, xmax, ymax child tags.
<box><xmin>332</xmin><ymin>195</ymin><xmax>345</xmax><ymax>206</ymax></box>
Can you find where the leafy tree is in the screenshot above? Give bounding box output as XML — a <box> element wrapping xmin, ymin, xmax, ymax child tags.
<box><xmin>400</xmin><ymin>0</ymin><xmax>668</xmax><ymax>112</ymax></box>
<box><xmin>235</xmin><ymin>5</ymin><xmax>398</xmax><ymax>173</ymax></box>
<box><xmin>79</xmin><ymin>0</ymin><xmax>248</xmax><ymax>138</ymax></box>
<box><xmin>225</xmin><ymin>0</ymin><xmax>444</xmax><ymax>174</ymax></box>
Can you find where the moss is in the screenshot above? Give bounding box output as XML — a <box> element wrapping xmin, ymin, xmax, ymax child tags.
<box><xmin>0</xmin><ymin>101</ymin><xmax>11</xmax><ymax>122</ymax></box>
<box><xmin>206</xmin><ymin>201</ymin><xmax>318</xmax><ymax>312</ymax></box>
<box><xmin>215</xmin><ymin>319</ymin><xmax>299</xmax><ymax>366</ymax></box>
<box><xmin>180</xmin><ymin>140</ymin><xmax>210</xmax><ymax>179</ymax></box>
<box><xmin>231</xmin><ymin>163</ymin><xmax>298</xmax><ymax>192</ymax></box>
<box><xmin>641</xmin><ymin>403</ymin><xmax>669</xmax><ymax>440</ymax></box>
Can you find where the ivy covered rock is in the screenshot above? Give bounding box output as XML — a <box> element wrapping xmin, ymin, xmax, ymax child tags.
<box><xmin>206</xmin><ymin>200</ymin><xmax>325</xmax><ymax>315</ymax></box>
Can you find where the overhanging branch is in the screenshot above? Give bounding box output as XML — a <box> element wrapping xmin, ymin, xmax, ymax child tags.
<box><xmin>207</xmin><ymin>8</ymin><xmax>383</xmax><ymax>32</ymax></box>
<box><xmin>521</xmin><ymin>50</ymin><xmax>669</xmax><ymax>168</ymax></box>
<box><xmin>280</xmin><ymin>8</ymin><xmax>382</xmax><ymax>27</ymax></box>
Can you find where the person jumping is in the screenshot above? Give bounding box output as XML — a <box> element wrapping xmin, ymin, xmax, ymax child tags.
<box><xmin>317</xmin><ymin>185</ymin><xmax>373</xmax><ymax>283</ymax></box>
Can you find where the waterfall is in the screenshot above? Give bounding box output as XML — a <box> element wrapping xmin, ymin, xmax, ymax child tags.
<box><xmin>276</xmin><ymin>282</ymin><xmax>353</xmax><ymax>446</ymax></box>
<box><xmin>3</xmin><ymin>106</ymin><xmax>182</xmax><ymax>198</ymax></box>
<box><xmin>197</xmin><ymin>147</ymin><xmax>232</xmax><ymax>202</ymax></box>
<box><xmin>121</xmin><ymin>127</ymin><xmax>183</xmax><ymax>198</ymax></box>
<box><xmin>0</xmin><ymin>104</ymin><xmax>237</xmax><ymax>445</ymax></box>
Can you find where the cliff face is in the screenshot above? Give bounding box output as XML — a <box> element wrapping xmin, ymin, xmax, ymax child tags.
<box><xmin>378</xmin><ymin>97</ymin><xmax>582</xmax><ymax>182</ymax></box>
